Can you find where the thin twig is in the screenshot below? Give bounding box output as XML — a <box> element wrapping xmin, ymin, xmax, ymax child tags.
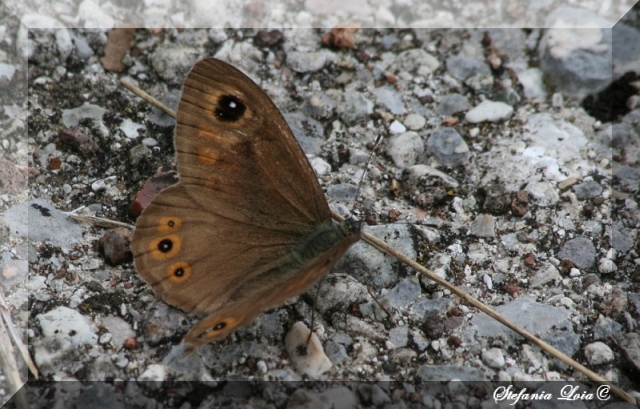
<box><xmin>0</xmin><ymin>293</ymin><xmax>31</xmax><ymax>409</ymax></box>
<box><xmin>67</xmin><ymin>213</ymin><xmax>135</xmax><ymax>230</ymax></box>
<box><xmin>120</xmin><ymin>79</ymin><xmax>176</xmax><ymax>117</ymax></box>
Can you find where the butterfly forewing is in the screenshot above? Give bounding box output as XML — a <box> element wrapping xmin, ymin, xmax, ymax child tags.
<box><xmin>175</xmin><ymin>58</ymin><xmax>331</xmax><ymax>228</ymax></box>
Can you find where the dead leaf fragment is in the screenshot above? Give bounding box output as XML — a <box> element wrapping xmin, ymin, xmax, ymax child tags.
<box><xmin>101</xmin><ymin>28</ymin><xmax>136</xmax><ymax>72</ymax></box>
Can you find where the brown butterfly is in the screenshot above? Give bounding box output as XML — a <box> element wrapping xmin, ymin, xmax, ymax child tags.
<box><xmin>131</xmin><ymin>58</ymin><xmax>361</xmax><ymax>351</ymax></box>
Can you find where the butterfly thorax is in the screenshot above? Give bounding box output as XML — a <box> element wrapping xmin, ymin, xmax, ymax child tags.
<box><xmin>296</xmin><ymin>221</ymin><xmax>358</xmax><ymax>263</ymax></box>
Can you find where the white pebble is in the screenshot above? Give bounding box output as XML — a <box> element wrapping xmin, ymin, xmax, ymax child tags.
<box><xmin>403</xmin><ymin>113</ymin><xmax>426</xmax><ymax>130</ymax></box>
<box><xmin>138</xmin><ymin>364</ymin><xmax>166</xmax><ymax>382</ymax></box>
<box><xmin>285</xmin><ymin>322</ymin><xmax>332</xmax><ymax>378</ymax></box>
<box><xmin>99</xmin><ymin>333</ymin><xmax>112</xmax><ymax>344</ymax></box>
<box><xmin>584</xmin><ymin>342</ymin><xmax>614</xmax><ymax>365</ymax></box>
<box><xmin>256</xmin><ymin>360</ymin><xmax>268</xmax><ymax>374</ymax></box>
<box><xmin>598</xmin><ymin>258</ymin><xmax>616</xmax><ymax>274</ymax></box>
<box><xmin>388</xmin><ymin>120</ymin><xmax>407</xmax><ymax>134</ymax></box>
<box><xmin>465</xmin><ymin>100</ymin><xmax>513</xmax><ymax>123</ymax></box>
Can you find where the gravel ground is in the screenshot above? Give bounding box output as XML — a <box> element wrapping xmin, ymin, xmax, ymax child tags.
<box><xmin>0</xmin><ymin>3</ymin><xmax>639</xmax><ymax>409</ymax></box>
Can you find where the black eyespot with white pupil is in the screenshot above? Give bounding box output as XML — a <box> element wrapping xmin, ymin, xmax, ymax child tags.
<box><xmin>214</xmin><ymin>322</ymin><xmax>226</xmax><ymax>330</ymax></box>
<box><xmin>158</xmin><ymin>239</ymin><xmax>173</xmax><ymax>253</ymax></box>
<box><xmin>174</xmin><ymin>267</ymin><xmax>184</xmax><ymax>277</ymax></box>
<box><xmin>215</xmin><ymin>95</ymin><xmax>246</xmax><ymax>122</ymax></box>
<box><xmin>167</xmin><ymin>220</ymin><xmax>174</xmax><ymax>227</ymax></box>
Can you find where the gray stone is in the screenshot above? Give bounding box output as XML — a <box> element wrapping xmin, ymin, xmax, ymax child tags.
<box><xmin>374</xmin><ymin>87</ymin><xmax>405</xmax><ymax>115</ymax></box>
<box><xmin>543</xmin><ymin>330</ymin><xmax>580</xmax><ymax>370</ymax></box>
<box><xmin>386</xmin><ymin>131</ymin><xmax>424</xmax><ymax>168</ymax></box>
<box><xmin>384</xmin><ymin>277</ymin><xmax>422</xmax><ymax>308</ymax></box>
<box><xmin>287</xmin><ymin>51</ymin><xmax>331</xmax><ymax>73</ymax></box>
<box><xmin>525</xmin><ymin>181</ymin><xmax>560</xmax><ymax>207</ymax></box>
<box><xmin>593</xmin><ymin>315</ymin><xmax>623</xmax><ymax>340</ymax></box>
<box><xmin>530</xmin><ymin>263</ymin><xmax>562</xmax><ymax>288</ymax></box>
<box><xmin>469</xmin><ymin>214</ymin><xmax>495</xmax><ymax>238</ymax></box>
<box><xmin>371</xmin><ymin>384</ymin><xmax>391</xmax><ymax>405</ymax></box>
<box><xmin>33</xmin><ymin>335</ymin><xmax>82</xmax><ymax>376</ymax></box>
<box><xmin>101</xmin><ymin>316</ymin><xmax>135</xmax><ymax>348</ymax></box>
<box><xmin>325</xmin><ymin>340</ymin><xmax>350</xmax><ymax>364</ymax></box>
<box><xmin>75</xmin><ymin>383</ymin><xmax>125</xmax><ymax>409</ymax></box>
<box><xmin>302</xmin><ymin>93</ymin><xmax>338</xmax><ymax>118</ymax></box>
<box><xmin>326</xmin><ymin>183</ymin><xmax>358</xmax><ymax>202</ymax></box>
<box><xmin>338</xmin><ymin>224</ymin><xmax>415</xmax><ymax>289</ymax></box>
<box><xmin>404</xmin><ymin>113</ymin><xmax>426</xmax><ymax>130</ymax></box>
<box><xmin>319</xmin><ymin>386</ymin><xmax>357</xmax><ymax>409</ymax></box>
<box><xmin>446</xmin><ymin>56</ymin><xmax>491</xmax><ymax>81</ymax></box>
<box><xmin>61</xmin><ymin>103</ymin><xmax>107</xmax><ymax>127</ymax></box>
<box><xmin>612</xmin><ymin>222</ymin><xmax>634</xmax><ymax>254</ymax></box>
<box><xmin>389</xmin><ymin>326</ymin><xmax>409</xmax><ymax>348</ymax></box>
<box><xmin>143</xmin><ymin>303</ymin><xmax>190</xmax><ymax>346</ymax></box>
<box><xmin>3</xmin><ymin>199</ymin><xmax>83</xmax><ymax>247</ymax></box>
<box><xmin>612</xmin><ymin>23</ymin><xmax>640</xmax><ymax>80</ymax></box>
<box><xmin>572</xmin><ymin>180</ymin><xmax>603</xmax><ymax>199</ymax></box>
<box><xmin>472</xmin><ymin>298</ymin><xmax>570</xmax><ymax>340</ymax></box>
<box><xmin>436</xmin><ymin>93</ymin><xmax>470</xmax><ymax>116</ymax></box>
<box><xmin>416</xmin><ymin>364</ymin><xmax>488</xmax><ymax>381</ymax></box>
<box><xmin>149</xmin><ymin>45</ymin><xmax>201</xmax><ymax>84</ymax></box>
<box><xmin>412</xmin><ymin>297</ymin><xmax>451</xmax><ymax>318</ymax></box>
<box><xmin>557</xmin><ymin>237</ymin><xmax>596</xmax><ymax>269</ymax></box>
<box><xmin>395</xmin><ymin>48</ymin><xmax>439</xmax><ymax>75</ymax></box>
<box><xmin>538</xmin><ymin>7</ymin><xmax>614</xmax><ymax>100</ymax></box>
<box><xmin>613</xmin><ymin>332</ymin><xmax>640</xmax><ymax>374</ymax></box>
<box><xmin>426</xmin><ymin>127</ymin><xmax>470</xmax><ymax>166</ymax></box>
<box><xmin>316</xmin><ymin>274</ymin><xmax>368</xmax><ymax>314</ymax></box>
<box><xmin>465</xmin><ymin>72</ymin><xmax>494</xmax><ymax>94</ymax></box>
<box><xmin>337</xmin><ymin>92</ymin><xmax>374</xmax><ymax>126</ymax></box>
<box><xmin>584</xmin><ymin>342</ymin><xmax>614</xmax><ymax>365</ymax></box>
<box><xmin>258</xmin><ymin>313</ymin><xmax>283</xmax><ymax>339</ymax></box>
<box><xmin>284</xmin><ymin>112</ymin><xmax>324</xmax><ymax>156</ymax></box>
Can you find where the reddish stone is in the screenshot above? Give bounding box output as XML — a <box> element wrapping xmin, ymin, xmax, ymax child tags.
<box><xmin>123</xmin><ymin>337</ymin><xmax>138</xmax><ymax>350</ymax></box>
<box><xmin>99</xmin><ymin>227</ymin><xmax>133</xmax><ymax>266</ymax></box>
<box><xmin>503</xmin><ymin>284</ymin><xmax>521</xmax><ymax>297</ymax></box>
<box><xmin>523</xmin><ymin>253</ymin><xmax>536</xmax><ymax>266</ymax></box>
<box><xmin>322</xmin><ymin>26</ymin><xmax>357</xmax><ymax>49</ymax></box>
<box><xmin>49</xmin><ymin>157</ymin><xmax>61</xmax><ymax>170</ymax></box>
<box><xmin>254</xmin><ymin>29</ymin><xmax>284</xmax><ymax>47</ymax></box>
<box><xmin>0</xmin><ymin>158</ymin><xmax>27</xmax><ymax>194</ymax></box>
<box><xmin>129</xmin><ymin>168</ymin><xmax>178</xmax><ymax>218</ymax></box>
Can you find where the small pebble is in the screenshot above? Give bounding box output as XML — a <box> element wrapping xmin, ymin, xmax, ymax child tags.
<box><xmin>403</xmin><ymin>113</ymin><xmax>426</xmax><ymax>130</ymax></box>
<box><xmin>465</xmin><ymin>100</ymin><xmax>513</xmax><ymax>123</ymax></box>
<box><xmin>389</xmin><ymin>120</ymin><xmax>407</xmax><ymax>134</ymax></box>
<box><xmin>482</xmin><ymin>348</ymin><xmax>505</xmax><ymax>368</ymax></box>
<box><xmin>584</xmin><ymin>342</ymin><xmax>614</xmax><ymax>365</ymax></box>
<box><xmin>284</xmin><ymin>322</ymin><xmax>332</xmax><ymax>379</ymax></box>
<box><xmin>138</xmin><ymin>364</ymin><xmax>166</xmax><ymax>382</ymax></box>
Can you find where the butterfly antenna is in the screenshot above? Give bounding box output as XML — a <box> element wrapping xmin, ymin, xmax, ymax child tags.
<box><xmin>352</xmin><ymin>133</ymin><xmax>383</xmax><ymax>214</ymax></box>
<box><xmin>365</xmin><ymin>277</ymin><xmax>393</xmax><ymax>321</ymax></box>
<box><xmin>306</xmin><ymin>283</ymin><xmax>322</xmax><ymax>346</ymax></box>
